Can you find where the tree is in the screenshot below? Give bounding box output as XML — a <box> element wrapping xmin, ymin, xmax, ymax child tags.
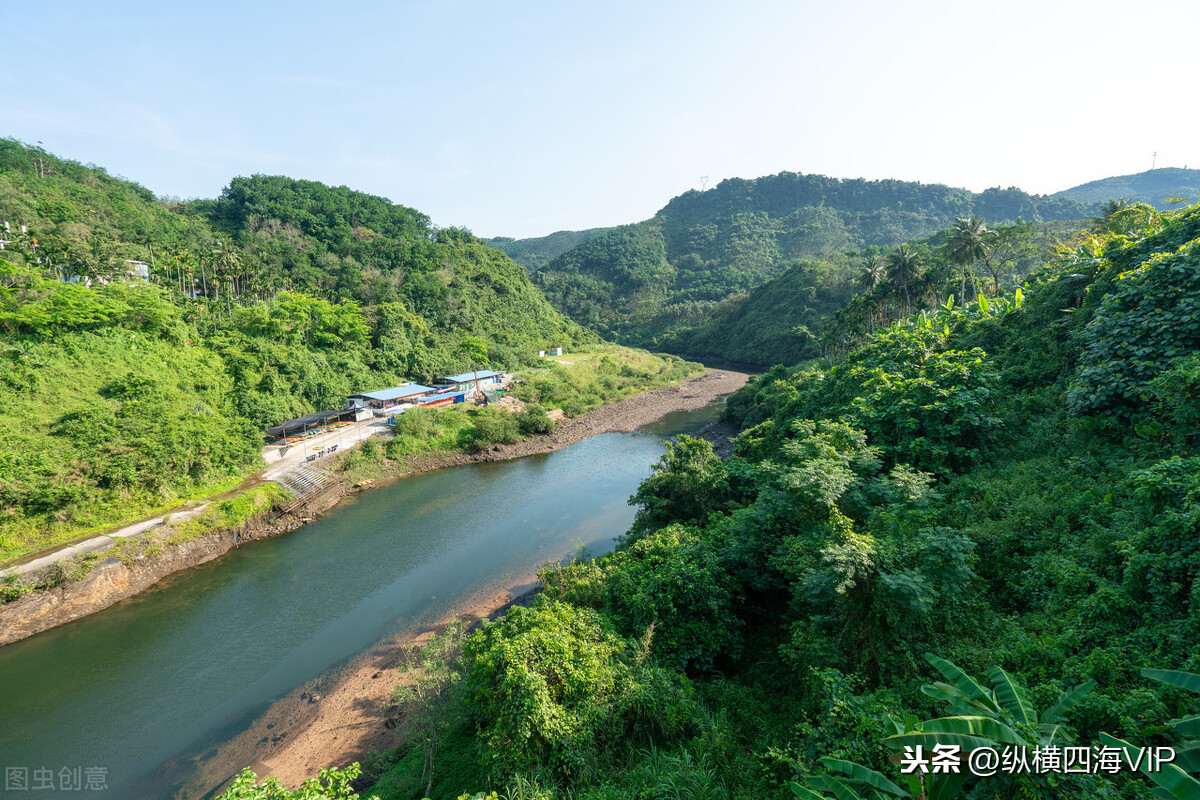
<box><xmin>857</xmin><ymin>254</ymin><xmax>885</xmax><ymax>293</ymax></box>
<box><xmin>1092</xmin><ymin>197</ymin><xmax>1134</xmax><ymax>232</ymax></box>
<box><xmin>390</xmin><ymin>619</ymin><xmax>468</xmax><ymax>798</ymax></box>
<box><xmin>886</xmin><ymin>244</ymin><xmax>922</xmax><ymax>315</ymax></box>
<box><xmin>625</xmin><ymin>435</ymin><xmax>729</xmax><ymax>543</ymax></box>
<box><xmin>943</xmin><ymin>215</ymin><xmax>995</xmax><ymax>301</ymax></box>
<box><xmin>461</xmin><ymin>599</ymin><xmax>628</xmax><ymax>778</ymax></box>
<box><xmin>212</xmin><ymin>238</ymin><xmax>242</xmax><ymax>317</ymax></box>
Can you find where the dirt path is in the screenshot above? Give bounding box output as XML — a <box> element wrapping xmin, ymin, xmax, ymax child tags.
<box><xmin>177</xmin><ymin>368</ymin><xmax>749</xmax><ymax>796</ymax></box>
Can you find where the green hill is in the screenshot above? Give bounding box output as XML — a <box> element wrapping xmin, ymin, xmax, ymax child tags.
<box><xmin>488</xmin><ymin>227</ymin><xmax>610</xmax><ymax>270</ymax></box>
<box><xmin>1052</xmin><ymin>166</ymin><xmax>1200</xmax><ymax>209</ymax></box>
<box><xmin>0</xmin><ymin>140</ymin><xmax>591</xmax><ymax>559</ymax></box>
<box><xmin>531</xmin><ymin>171</ymin><xmax>1094</xmax><ymax>343</ymax></box>
<box><xmin>357</xmin><ymin>199</ymin><xmax>1200</xmax><ymax>800</ymax></box>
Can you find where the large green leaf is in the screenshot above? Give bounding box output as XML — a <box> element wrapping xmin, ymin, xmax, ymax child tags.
<box><xmin>923</xmin><ymin>655</ymin><xmax>999</xmax><ymax>711</ymax></box>
<box><xmin>987</xmin><ymin>666</ymin><xmax>1037</xmax><ymax>726</ymax></box>
<box><xmin>886</xmin><ymin>731</ymin><xmax>998</xmax><ymax>753</ymax></box>
<box><xmin>803</xmin><ymin>776</ymin><xmax>868</xmax><ymax>800</ymax></box>
<box><xmin>1036</xmin><ymin>723</ymin><xmax>1066</xmax><ymax>745</ymax></box>
<box><xmin>1042</xmin><ymin>680</ymin><xmax>1096</xmax><ymax>725</ymax></box>
<box><xmin>1170</xmin><ymin>714</ymin><xmax>1200</xmax><ymax>737</ymax></box>
<box><xmin>1144</xmin><ymin>670</ymin><xmax>1200</xmax><ymax>694</ymax></box>
<box><xmin>922</xmin><ymin>682</ymin><xmax>998</xmax><ymax>716</ymax></box>
<box><xmin>925</xmin><ymin>772</ymin><xmax>970</xmax><ymax>800</ymax></box>
<box><xmin>1099</xmin><ymin>733</ymin><xmax>1200</xmax><ymax>800</ymax></box>
<box><xmin>791</xmin><ymin>782</ymin><xmax>829</xmax><ymax>800</ymax></box>
<box><xmin>820</xmin><ymin>758</ymin><xmax>911</xmax><ymax>797</ymax></box>
<box><xmin>1176</xmin><ymin>741</ymin><xmax>1200</xmax><ymax>773</ymax></box>
<box><xmin>914</xmin><ymin>715</ymin><xmax>1028</xmax><ymax>746</ymax></box>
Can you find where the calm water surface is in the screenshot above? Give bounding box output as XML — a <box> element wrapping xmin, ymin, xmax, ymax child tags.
<box><xmin>0</xmin><ymin>401</ymin><xmax>725</xmax><ymax>799</ymax></box>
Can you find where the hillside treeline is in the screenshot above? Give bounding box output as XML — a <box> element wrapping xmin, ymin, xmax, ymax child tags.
<box><xmin>527</xmin><ymin>172</ymin><xmax>1096</xmax><ymax>355</ymax></box>
<box><xmin>0</xmin><ymin>140</ymin><xmax>588</xmax><ymax>559</ymax></box>
<box><xmin>345</xmin><ymin>201</ymin><xmax>1200</xmax><ymax>800</ymax></box>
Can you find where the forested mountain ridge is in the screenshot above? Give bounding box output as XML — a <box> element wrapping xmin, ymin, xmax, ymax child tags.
<box><xmin>1052</xmin><ymin>166</ymin><xmax>1200</xmax><ymax>210</ymax></box>
<box><xmin>339</xmin><ymin>198</ymin><xmax>1200</xmax><ymax>800</ymax></box>
<box><xmin>529</xmin><ymin>171</ymin><xmax>1095</xmax><ymax>344</ymax></box>
<box><xmin>0</xmin><ymin>140</ymin><xmax>591</xmax><ymax>560</ymax></box>
<box><xmin>488</xmin><ymin>227</ymin><xmax>611</xmax><ymax>270</ymax></box>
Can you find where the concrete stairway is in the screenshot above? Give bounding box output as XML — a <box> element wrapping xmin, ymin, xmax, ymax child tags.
<box><xmin>275</xmin><ymin>464</ymin><xmax>331</xmax><ymax>499</ymax></box>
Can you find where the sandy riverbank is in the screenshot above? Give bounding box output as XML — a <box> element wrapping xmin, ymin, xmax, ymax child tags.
<box><xmin>169</xmin><ymin>368</ymin><xmax>749</xmax><ymax>797</ymax></box>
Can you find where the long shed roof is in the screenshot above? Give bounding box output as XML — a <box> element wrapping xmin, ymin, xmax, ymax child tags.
<box><xmin>266</xmin><ymin>409</ymin><xmax>350</xmax><ymax>438</ymax></box>
<box><xmin>349</xmin><ymin>383</ymin><xmax>436</xmax><ymax>402</ymax></box>
<box><xmin>441</xmin><ymin>370</ymin><xmax>503</xmax><ymax>383</ymax></box>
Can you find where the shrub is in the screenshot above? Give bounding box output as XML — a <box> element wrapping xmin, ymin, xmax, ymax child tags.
<box><xmin>461</xmin><ymin>599</ymin><xmax>628</xmax><ymax>779</ymax></box>
<box><xmin>465</xmin><ymin>407</ymin><xmax>520</xmax><ymax>448</ymax></box>
<box><xmin>516</xmin><ymin>404</ymin><xmax>555</xmax><ymax>435</ymax></box>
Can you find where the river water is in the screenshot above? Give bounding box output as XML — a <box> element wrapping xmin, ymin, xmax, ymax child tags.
<box><xmin>0</xmin><ymin>401</ymin><xmax>725</xmax><ymax>799</ymax></box>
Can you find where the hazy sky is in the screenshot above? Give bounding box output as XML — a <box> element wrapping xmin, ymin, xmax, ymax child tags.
<box><xmin>4</xmin><ymin>0</ymin><xmax>1198</xmax><ymax>238</ymax></box>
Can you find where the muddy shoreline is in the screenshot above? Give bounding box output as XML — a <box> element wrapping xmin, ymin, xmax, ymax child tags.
<box><xmin>0</xmin><ymin>369</ymin><xmax>747</xmax><ymax>649</ymax></box>
<box><xmin>167</xmin><ymin>369</ymin><xmax>748</xmax><ymax>797</ymax></box>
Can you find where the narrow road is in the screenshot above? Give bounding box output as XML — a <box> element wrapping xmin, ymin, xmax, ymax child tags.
<box><xmin>1</xmin><ymin>418</ymin><xmax>391</xmax><ymax>578</ymax></box>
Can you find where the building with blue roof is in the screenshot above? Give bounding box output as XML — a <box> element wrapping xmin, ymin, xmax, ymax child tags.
<box><xmin>348</xmin><ymin>383</ymin><xmax>436</xmax><ymax>410</ymax></box>
<box><xmin>437</xmin><ymin>370</ymin><xmax>504</xmax><ymax>388</ymax></box>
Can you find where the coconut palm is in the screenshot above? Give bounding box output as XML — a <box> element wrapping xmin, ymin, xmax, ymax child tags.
<box><xmin>944</xmin><ymin>216</ymin><xmax>995</xmax><ymax>301</ymax></box>
<box><xmin>886</xmin><ymin>244</ymin><xmax>922</xmax><ymax>316</ymax></box>
<box><xmin>858</xmin><ymin>254</ymin><xmax>886</xmax><ymax>293</ymax></box>
<box><xmin>1092</xmin><ymin>197</ymin><xmax>1133</xmax><ymax>232</ymax></box>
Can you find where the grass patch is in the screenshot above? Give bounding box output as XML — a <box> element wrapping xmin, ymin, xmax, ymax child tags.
<box><xmin>0</xmin><ymin>471</ymin><xmax>251</xmax><ymax>565</ymax></box>
<box><xmin>511</xmin><ymin>344</ymin><xmax>703</xmax><ymax>417</ymax></box>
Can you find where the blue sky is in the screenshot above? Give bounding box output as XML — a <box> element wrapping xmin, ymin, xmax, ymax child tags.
<box><xmin>4</xmin><ymin>0</ymin><xmax>1199</xmax><ymax>238</ymax></box>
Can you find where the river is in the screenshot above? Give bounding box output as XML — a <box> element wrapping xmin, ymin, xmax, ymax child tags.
<box><xmin>0</xmin><ymin>401</ymin><xmax>725</xmax><ymax>799</ymax></box>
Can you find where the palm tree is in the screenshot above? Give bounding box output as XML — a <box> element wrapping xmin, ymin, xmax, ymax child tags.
<box><xmin>944</xmin><ymin>215</ymin><xmax>995</xmax><ymax>301</ymax></box>
<box><xmin>1092</xmin><ymin>197</ymin><xmax>1133</xmax><ymax>232</ymax></box>
<box><xmin>886</xmin><ymin>243</ymin><xmax>922</xmax><ymax>316</ymax></box>
<box><xmin>857</xmin><ymin>254</ymin><xmax>885</xmax><ymax>293</ymax></box>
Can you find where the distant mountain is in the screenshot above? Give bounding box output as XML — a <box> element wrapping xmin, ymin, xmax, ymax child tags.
<box><xmin>488</xmin><ymin>228</ymin><xmax>610</xmax><ymax>270</ymax></box>
<box><xmin>530</xmin><ymin>171</ymin><xmax>1094</xmax><ymax>341</ymax></box>
<box><xmin>1052</xmin><ymin>167</ymin><xmax>1200</xmax><ymax>210</ymax></box>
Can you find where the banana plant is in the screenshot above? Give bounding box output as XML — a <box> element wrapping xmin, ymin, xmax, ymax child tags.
<box><xmin>882</xmin><ymin>654</ymin><xmax>1095</xmax><ymax>800</ymax></box>
<box><xmin>793</xmin><ymin>758</ymin><xmax>912</xmax><ymax>800</ymax></box>
<box><xmin>1097</xmin><ymin>669</ymin><xmax>1200</xmax><ymax>800</ymax></box>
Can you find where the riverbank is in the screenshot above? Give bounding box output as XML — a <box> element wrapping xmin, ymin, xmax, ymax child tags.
<box><xmin>0</xmin><ymin>368</ymin><xmax>747</xmax><ymax>649</ymax></box>
<box><xmin>174</xmin><ymin>578</ymin><xmax>543</xmax><ymax>797</ymax></box>
<box><xmin>172</xmin><ymin>370</ymin><xmax>749</xmax><ymax>797</ymax></box>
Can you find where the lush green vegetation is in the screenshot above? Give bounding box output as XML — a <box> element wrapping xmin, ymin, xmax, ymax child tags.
<box><xmin>359</xmin><ymin>201</ymin><xmax>1200</xmax><ymax>800</ymax></box>
<box><xmin>489</xmin><ymin>229</ymin><xmax>611</xmax><ymax>271</ymax></box>
<box><xmin>509</xmin><ymin>346</ymin><xmax>701</xmax><ymax>416</ymax></box>
<box><xmin>1051</xmin><ymin>167</ymin><xmax>1200</xmax><ymax>211</ymax></box>
<box><xmin>331</xmin><ymin>346</ymin><xmax>702</xmax><ymax>487</ymax></box>
<box><xmin>0</xmin><ymin>140</ymin><xmax>594</xmax><ymax>561</ymax></box>
<box><xmin>526</xmin><ymin>172</ymin><xmax>1095</xmax><ymax>357</ymax></box>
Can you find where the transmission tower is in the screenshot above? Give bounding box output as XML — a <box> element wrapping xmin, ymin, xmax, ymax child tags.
<box><xmin>700</xmin><ymin>175</ymin><xmax>709</xmax><ymax>190</ymax></box>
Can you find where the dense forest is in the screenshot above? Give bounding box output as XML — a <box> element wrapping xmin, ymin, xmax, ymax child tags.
<box><xmin>230</xmin><ymin>199</ymin><xmax>1200</xmax><ymax>800</ymax></box>
<box><xmin>6</xmin><ymin>137</ymin><xmax>1200</xmax><ymax>800</ymax></box>
<box><xmin>489</xmin><ymin>228</ymin><xmax>611</xmax><ymax>271</ymax></box>
<box><xmin>0</xmin><ymin>139</ymin><xmax>590</xmax><ymax>560</ymax></box>
<box><xmin>525</xmin><ymin>173</ymin><xmax>1097</xmax><ymax>354</ymax></box>
<box><xmin>1051</xmin><ymin>168</ymin><xmax>1200</xmax><ymax>211</ymax></box>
